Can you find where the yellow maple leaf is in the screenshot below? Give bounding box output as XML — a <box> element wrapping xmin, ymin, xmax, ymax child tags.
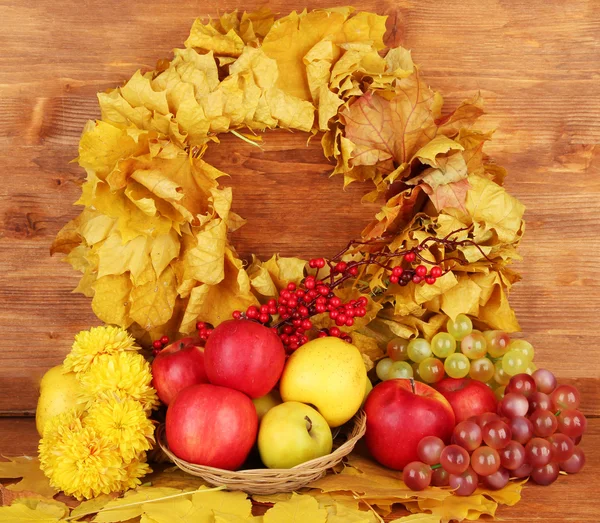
<box><xmin>263</xmin><ymin>493</ymin><xmax>327</xmax><ymax>523</ymax></box>
<box><xmin>0</xmin><ymin>502</ymin><xmax>63</xmax><ymax>522</ymax></box>
<box><xmin>191</xmin><ymin>486</ymin><xmax>252</xmax><ymax>518</ymax></box>
<box><xmin>0</xmin><ymin>457</ymin><xmax>56</xmax><ymax>499</ymax></box>
<box><xmin>417</xmin><ymin>493</ymin><xmax>497</xmax><ymax>523</ymax></box>
<box><xmin>389</xmin><ymin>514</ymin><xmax>441</xmax><ymax>523</ymax></box>
<box><xmin>91</xmin><ymin>274</ymin><xmax>132</xmax><ymax>328</ymax></box>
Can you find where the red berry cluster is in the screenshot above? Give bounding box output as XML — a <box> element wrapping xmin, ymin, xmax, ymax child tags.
<box><xmin>390</xmin><ymin>253</ymin><xmax>443</xmax><ymax>287</ymax></box>
<box><xmin>152</xmin><ymin>335</ymin><xmax>170</xmax><ymax>355</ymax></box>
<box><xmin>195</xmin><ymin>322</ymin><xmax>213</xmax><ymax>340</ymax></box>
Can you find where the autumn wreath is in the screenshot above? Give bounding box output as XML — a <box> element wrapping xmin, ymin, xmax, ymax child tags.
<box><xmin>53</xmin><ymin>7</ymin><xmax>524</xmax><ymax>350</ymax></box>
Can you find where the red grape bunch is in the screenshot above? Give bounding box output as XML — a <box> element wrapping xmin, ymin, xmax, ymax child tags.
<box><xmin>402</xmin><ymin>369</ymin><xmax>587</xmax><ymax>494</ymax></box>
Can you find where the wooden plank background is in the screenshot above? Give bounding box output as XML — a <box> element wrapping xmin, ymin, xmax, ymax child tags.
<box><xmin>2</xmin><ymin>0</ymin><xmax>598</xmax><ymax>415</ymax></box>
<box><xmin>0</xmin><ymin>1</ymin><xmax>598</xmax><ymax>521</ymax></box>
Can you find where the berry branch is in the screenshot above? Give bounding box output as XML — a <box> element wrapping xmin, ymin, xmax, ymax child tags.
<box><xmin>153</xmin><ymin>227</ymin><xmax>491</xmax><ymax>354</ymax></box>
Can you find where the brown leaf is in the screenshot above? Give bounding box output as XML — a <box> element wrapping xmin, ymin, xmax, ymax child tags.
<box><xmin>340</xmin><ymin>70</ymin><xmax>439</xmax><ymax>167</ymax></box>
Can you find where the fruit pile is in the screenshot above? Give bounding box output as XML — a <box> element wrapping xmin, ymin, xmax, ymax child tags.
<box><xmin>397</xmin><ymin>370</ymin><xmax>587</xmax><ymax>494</ymax></box>
<box><xmin>153</xmin><ymin>319</ymin><xmax>367</xmax><ymax>470</ymax></box>
<box><xmin>376</xmin><ymin>314</ymin><xmax>536</xmax><ymax>398</ymax></box>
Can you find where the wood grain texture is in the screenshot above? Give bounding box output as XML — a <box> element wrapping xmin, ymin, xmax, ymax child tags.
<box><xmin>1</xmin><ymin>417</ymin><xmax>599</xmax><ymax>521</ymax></box>
<box><xmin>0</xmin><ymin>0</ymin><xmax>599</xmax><ymax>421</ymax></box>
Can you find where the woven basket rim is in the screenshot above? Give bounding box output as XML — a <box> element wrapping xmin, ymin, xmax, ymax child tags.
<box><xmin>157</xmin><ymin>408</ymin><xmax>366</xmax><ymax>476</ymax></box>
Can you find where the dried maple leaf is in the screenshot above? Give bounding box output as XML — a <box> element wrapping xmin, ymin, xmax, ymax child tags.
<box><xmin>263</xmin><ymin>493</ymin><xmax>327</xmax><ymax>523</ymax></box>
<box><xmin>0</xmin><ymin>457</ymin><xmax>56</xmax><ymax>499</ymax></box>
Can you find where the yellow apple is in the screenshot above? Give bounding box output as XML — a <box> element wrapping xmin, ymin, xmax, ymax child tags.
<box><xmin>258</xmin><ymin>401</ymin><xmax>332</xmax><ymax>468</ymax></box>
<box><xmin>252</xmin><ymin>389</ymin><xmax>282</xmax><ymax>421</ymax></box>
<box><xmin>36</xmin><ymin>364</ymin><xmax>83</xmax><ymax>436</ymax></box>
<box><xmin>280</xmin><ymin>337</ymin><xmax>367</xmax><ymax>427</ymax></box>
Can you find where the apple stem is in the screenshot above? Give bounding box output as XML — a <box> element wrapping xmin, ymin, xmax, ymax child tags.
<box><xmin>409</xmin><ymin>377</ymin><xmax>416</xmax><ymax>394</ymax></box>
<box><xmin>304</xmin><ymin>415</ymin><xmax>312</xmax><ymax>433</ymax></box>
<box><xmin>431</xmin><ymin>463</ymin><xmax>442</xmax><ymax>470</ymax></box>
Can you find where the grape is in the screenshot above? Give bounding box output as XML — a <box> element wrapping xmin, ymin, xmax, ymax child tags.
<box><xmin>431</xmin><ymin>467</ymin><xmax>450</xmax><ymax>486</ymax></box>
<box><xmin>475</xmin><ymin>412</ymin><xmax>502</xmax><ymax>428</ymax></box>
<box><xmin>444</xmin><ymin>353</ymin><xmax>471</xmax><ymax>379</ymax></box>
<box><xmin>440</xmin><ymin>444</ymin><xmax>470</xmax><ymax>474</ymax></box>
<box><xmin>493</xmin><ymin>360</ymin><xmax>511</xmax><ymax>385</ymax></box>
<box><xmin>531</xmin><ymin>462</ymin><xmax>559</xmax><ymax>486</ymax></box>
<box><xmin>550</xmin><ymin>384</ymin><xmax>581</xmax><ymax>410</ymax></box>
<box><xmin>499</xmin><ymin>393</ymin><xmax>529</xmax><ymax>418</ymax></box>
<box><xmin>453</xmin><ymin>420</ymin><xmax>482</xmax><ymax>451</ymax></box>
<box><xmin>525</xmin><ymin>437</ymin><xmax>552</xmax><ymax>467</ymax></box>
<box><xmin>447</xmin><ymin>314</ymin><xmax>473</xmax><ymax>341</ymax></box>
<box><xmin>376</xmin><ymin>358</ymin><xmax>394</xmax><ymax>380</ymax></box>
<box><xmin>557</xmin><ymin>409</ymin><xmax>587</xmax><ymax>438</ymax></box>
<box><xmin>560</xmin><ymin>447</ymin><xmax>585</xmax><ymax>474</ymax></box>
<box><xmin>407</xmin><ymin>338</ymin><xmax>432</xmax><ymax>363</ymax></box>
<box><xmin>449</xmin><ymin>467</ymin><xmax>479</xmax><ymax>496</ymax></box>
<box><xmin>532</xmin><ymin>368</ymin><xmax>557</xmax><ymax>394</ymax></box>
<box><xmin>502</xmin><ymin>350</ymin><xmax>529</xmax><ymax>376</ymax></box>
<box><xmin>571</xmin><ymin>434</ymin><xmax>583</xmax><ymax>446</ymax></box>
<box><xmin>509</xmin><ymin>339</ymin><xmax>534</xmax><ymax>362</ymax></box>
<box><xmin>483</xmin><ymin>330</ymin><xmax>511</xmax><ymax>358</ymax></box>
<box><xmin>528</xmin><ymin>391</ymin><xmax>551</xmax><ymax>414</ymax></box>
<box><xmin>460</xmin><ymin>330</ymin><xmax>487</xmax><ymax>359</ymax></box>
<box><xmin>530</xmin><ymin>409</ymin><xmax>558</xmax><ymax>437</ymax></box>
<box><xmin>500</xmin><ymin>440</ymin><xmax>526</xmax><ymax>470</ymax></box>
<box><xmin>525</xmin><ymin>362</ymin><xmax>537</xmax><ymax>375</ymax></box>
<box><xmin>431</xmin><ymin>332</ymin><xmax>456</xmax><ymax>358</ymax></box>
<box><xmin>471</xmin><ymin>446</ymin><xmax>501</xmax><ymax>476</ymax></box>
<box><xmin>509</xmin><ymin>416</ymin><xmax>534</xmax><ymax>445</ymax></box>
<box><xmin>402</xmin><ymin>461</ymin><xmax>432</xmax><ymax>491</ymax></box>
<box><xmin>512</xmin><ymin>462</ymin><xmax>533</xmax><ymax>478</ymax></box>
<box><xmin>387</xmin><ymin>337</ymin><xmax>409</xmax><ymax>361</ymax></box>
<box><xmin>419</xmin><ymin>358</ymin><xmax>445</xmax><ymax>383</ymax></box>
<box><xmin>468</xmin><ymin>357</ymin><xmax>495</xmax><ymax>383</ymax></box>
<box><xmin>505</xmin><ymin>373</ymin><xmax>537</xmax><ymax>398</ymax></box>
<box><xmin>481</xmin><ymin>467</ymin><xmax>510</xmax><ymax>490</ymax></box>
<box><xmin>494</xmin><ymin>385</ymin><xmax>506</xmax><ymax>401</ymax></box>
<box><xmin>548</xmin><ymin>433</ymin><xmax>575</xmax><ymax>462</ymax></box>
<box><xmin>417</xmin><ymin>436</ymin><xmax>445</xmax><ymax>465</ymax></box>
<box><xmin>387</xmin><ymin>361</ymin><xmax>413</xmax><ymax>380</ymax></box>
<box><xmin>411</xmin><ymin>362</ymin><xmax>422</xmax><ymax>381</ymax></box>
<box><xmin>482</xmin><ymin>420</ymin><xmax>512</xmax><ymax>449</ymax></box>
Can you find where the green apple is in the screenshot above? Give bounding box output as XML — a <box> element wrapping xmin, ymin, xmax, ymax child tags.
<box><xmin>258</xmin><ymin>401</ymin><xmax>332</xmax><ymax>468</ymax></box>
<box><xmin>280</xmin><ymin>337</ymin><xmax>367</xmax><ymax>426</ymax></box>
<box><xmin>36</xmin><ymin>364</ymin><xmax>83</xmax><ymax>436</ymax></box>
<box><xmin>252</xmin><ymin>389</ymin><xmax>282</xmax><ymax>421</ymax></box>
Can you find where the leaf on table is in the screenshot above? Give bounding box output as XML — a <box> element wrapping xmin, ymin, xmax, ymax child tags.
<box><xmin>0</xmin><ymin>501</ymin><xmax>63</xmax><ymax>522</ymax></box>
<box><xmin>214</xmin><ymin>513</ymin><xmax>264</xmax><ymax>523</ymax></box>
<box><xmin>140</xmin><ymin>498</ymin><xmax>212</xmax><ymax>523</ymax></box>
<box><xmin>416</xmin><ymin>492</ymin><xmax>497</xmax><ymax>523</ymax></box>
<box><xmin>191</xmin><ymin>486</ymin><xmax>252</xmax><ymax>518</ymax></box>
<box><xmin>475</xmin><ymin>480</ymin><xmax>525</xmax><ymax>506</ymax></box>
<box><xmin>263</xmin><ymin>493</ymin><xmax>327</xmax><ymax>523</ymax></box>
<box><xmin>308</xmin><ymin>451</ymin><xmax>451</xmax><ymax>504</ymax></box>
<box><xmin>144</xmin><ymin>466</ymin><xmax>208</xmax><ymax>491</ymax></box>
<box><xmin>69</xmin><ymin>494</ymin><xmax>116</xmax><ymax>519</ymax></box>
<box><xmin>412</xmin><ymin>135</ymin><xmax>464</xmax><ymax>167</ymax></box>
<box><xmin>185</xmin><ymin>19</ymin><xmax>245</xmax><ymax>57</ymax></box>
<box><xmin>92</xmin><ymin>487</ymin><xmax>182</xmax><ymax>522</ymax></box>
<box><xmin>0</xmin><ymin>457</ymin><xmax>57</xmax><ymax>499</ymax></box>
<box><xmin>388</xmin><ymin>514</ymin><xmax>441</xmax><ymax>523</ymax></box>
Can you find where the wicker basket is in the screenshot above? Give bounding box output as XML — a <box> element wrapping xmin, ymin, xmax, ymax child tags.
<box><xmin>157</xmin><ymin>409</ymin><xmax>367</xmax><ymax>495</ymax></box>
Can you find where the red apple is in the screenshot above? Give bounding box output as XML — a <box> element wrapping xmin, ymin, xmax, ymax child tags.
<box><xmin>152</xmin><ymin>336</ymin><xmax>208</xmax><ymax>405</ymax></box>
<box><xmin>166</xmin><ymin>383</ymin><xmax>258</xmax><ymax>469</ymax></box>
<box><xmin>364</xmin><ymin>379</ymin><xmax>455</xmax><ymax>470</ymax></box>
<box><xmin>435</xmin><ymin>378</ymin><xmax>498</xmax><ymax>423</ymax></box>
<box><xmin>205</xmin><ymin>319</ymin><xmax>285</xmax><ymax>399</ymax></box>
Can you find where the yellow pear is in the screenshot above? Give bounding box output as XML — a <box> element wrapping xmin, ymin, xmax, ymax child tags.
<box><xmin>36</xmin><ymin>364</ymin><xmax>83</xmax><ymax>436</ymax></box>
<box><xmin>362</xmin><ymin>377</ymin><xmax>373</xmax><ymax>408</ymax></box>
<box><xmin>280</xmin><ymin>337</ymin><xmax>367</xmax><ymax>427</ymax></box>
<box><xmin>252</xmin><ymin>389</ymin><xmax>282</xmax><ymax>422</ymax></box>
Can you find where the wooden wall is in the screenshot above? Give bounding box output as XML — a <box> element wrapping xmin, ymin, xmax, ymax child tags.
<box><xmin>0</xmin><ymin>0</ymin><xmax>598</xmax><ymax>415</ymax></box>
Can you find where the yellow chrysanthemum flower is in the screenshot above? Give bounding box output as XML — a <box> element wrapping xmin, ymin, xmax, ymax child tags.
<box><xmin>38</xmin><ymin>409</ymin><xmax>84</xmax><ymax>473</ymax></box>
<box><xmin>41</xmin><ymin>425</ymin><xmax>126</xmax><ymax>500</ymax></box>
<box><xmin>64</xmin><ymin>325</ymin><xmax>138</xmax><ymax>375</ymax></box>
<box><xmin>86</xmin><ymin>397</ymin><xmax>155</xmax><ymax>462</ymax></box>
<box><xmin>119</xmin><ymin>455</ymin><xmax>153</xmax><ymax>491</ymax></box>
<box><xmin>78</xmin><ymin>352</ymin><xmax>159</xmax><ymax>411</ymax></box>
